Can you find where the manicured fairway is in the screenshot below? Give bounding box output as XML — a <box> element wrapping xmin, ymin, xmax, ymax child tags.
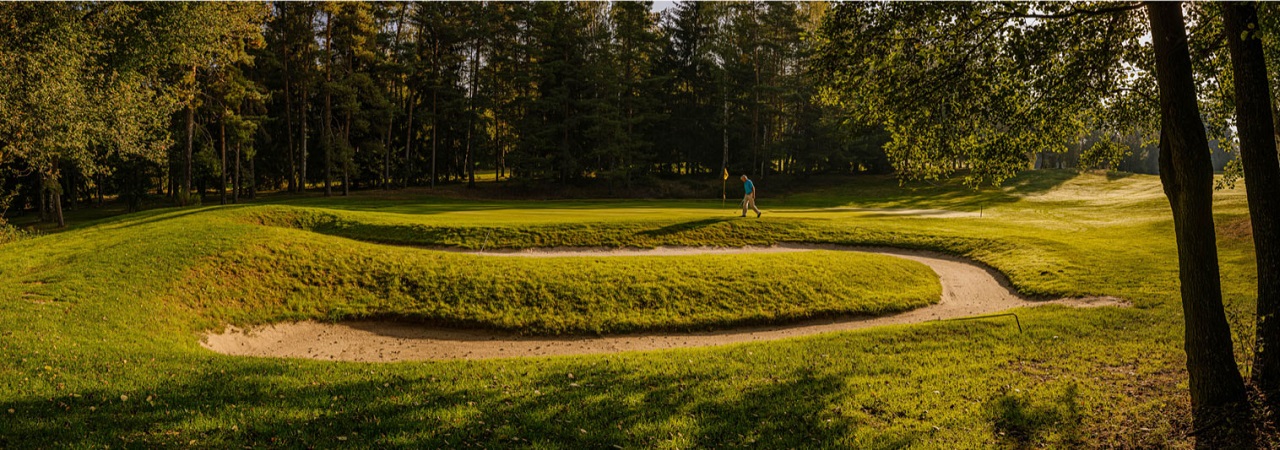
<box><xmin>0</xmin><ymin>171</ymin><xmax>1259</xmax><ymax>447</ymax></box>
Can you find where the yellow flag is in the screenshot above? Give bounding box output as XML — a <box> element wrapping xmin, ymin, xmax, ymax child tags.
<box><xmin>722</xmin><ymin>168</ymin><xmax>729</xmax><ymax>181</ymax></box>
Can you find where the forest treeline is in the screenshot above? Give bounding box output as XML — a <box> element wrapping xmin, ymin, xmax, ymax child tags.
<box><xmin>0</xmin><ymin>1</ymin><xmax>901</xmax><ymax>225</ymax></box>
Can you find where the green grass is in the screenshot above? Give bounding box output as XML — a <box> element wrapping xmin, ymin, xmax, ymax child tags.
<box><xmin>0</xmin><ymin>170</ymin><xmax>1264</xmax><ymax>448</ymax></box>
<box><xmin>179</xmin><ymin>233</ymin><xmax>941</xmax><ymax>334</ymax></box>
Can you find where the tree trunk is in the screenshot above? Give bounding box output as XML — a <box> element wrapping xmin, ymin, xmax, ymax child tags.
<box><xmin>282</xmin><ymin>11</ymin><xmax>296</xmax><ymax>194</ymax></box>
<box><xmin>385</xmin><ymin>5</ymin><xmax>405</xmax><ymax>191</ymax></box>
<box><xmin>52</xmin><ymin>184</ymin><xmax>64</xmax><ymax>228</ymax></box>
<box><xmin>323</xmin><ymin>9</ymin><xmax>333</xmax><ymax>198</ymax></box>
<box><xmin>431</xmin><ymin>40</ymin><xmax>440</xmax><ymax>189</ymax></box>
<box><xmin>67</xmin><ymin>166</ymin><xmax>77</xmax><ymax>212</ymax></box>
<box><xmin>343</xmin><ymin>39</ymin><xmax>354</xmax><ymax>197</ymax></box>
<box><xmin>406</xmin><ymin>89</ymin><xmax>415</xmax><ymax>187</ymax></box>
<box><xmin>167</xmin><ymin>158</ymin><xmax>174</xmax><ymax>200</ymax></box>
<box><xmin>1147</xmin><ymin>3</ymin><xmax>1254</xmax><ymax>447</ymax></box>
<box><xmin>35</xmin><ymin>172</ymin><xmax>46</xmax><ymax>222</ymax></box>
<box><xmin>431</xmin><ymin>85</ymin><xmax>438</xmax><ymax>188</ymax></box>
<box><xmin>220</xmin><ymin>112</ymin><xmax>227</xmax><ymax>205</ymax></box>
<box><xmin>249</xmin><ymin>151</ymin><xmax>257</xmax><ymax>199</ymax></box>
<box><xmin>184</xmin><ymin>99</ymin><xmax>194</xmax><ymax>205</ymax></box>
<box><xmin>50</xmin><ymin>162</ymin><xmax>64</xmax><ymax>228</ymax></box>
<box><xmin>301</xmin><ymin>83</ymin><xmax>309</xmax><ymax>195</ymax></box>
<box><xmin>466</xmin><ymin>38</ymin><xmax>479</xmax><ymax>189</ymax></box>
<box><xmin>234</xmin><ymin>141</ymin><xmax>241</xmax><ymax>204</ymax></box>
<box><xmin>1224</xmin><ymin>2</ymin><xmax>1280</xmax><ymax>409</ymax></box>
<box><xmin>383</xmin><ymin>109</ymin><xmax>392</xmax><ymax>190</ymax></box>
<box><xmin>95</xmin><ymin>174</ymin><xmax>104</xmax><ymax>207</ymax></box>
<box><xmin>344</xmin><ymin>108</ymin><xmax>352</xmax><ymax>196</ymax></box>
<box><xmin>383</xmin><ymin>124</ymin><xmax>391</xmax><ymax>190</ymax></box>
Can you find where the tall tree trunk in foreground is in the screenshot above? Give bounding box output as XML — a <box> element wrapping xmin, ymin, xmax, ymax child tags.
<box><xmin>1224</xmin><ymin>2</ymin><xmax>1280</xmax><ymax>408</ymax></box>
<box><xmin>1148</xmin><ymin>3</ymin><xmax>1253</xmax><ymax>447</ymax></box>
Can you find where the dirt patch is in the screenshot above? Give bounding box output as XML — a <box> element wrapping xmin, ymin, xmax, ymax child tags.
<box><xmin>1219</xmin><ymin>216</ymin><xmax>1253</xmax><ymax>240</ymax></box>
<box><xmin>203</xmin><ymin>244</ymin><xmax>1127</xmax><ymax>362</ymax></box>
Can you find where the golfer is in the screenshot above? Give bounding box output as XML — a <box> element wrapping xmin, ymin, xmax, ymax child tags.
<box><xmin>740</xmin><ymin>174</ymin><xmax>761</xmax><ymax>218</ymax></box>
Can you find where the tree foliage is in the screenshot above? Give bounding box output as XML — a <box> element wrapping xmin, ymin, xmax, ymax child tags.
<box><xmin>5</xmin><ymin>1</ymin><xmax>895</xmax><ymax>223</ymax></box>
<box><xmin>814</xmin><ymin>2</ymin><xmax>1146</xmax><ymax>186</ymax></box>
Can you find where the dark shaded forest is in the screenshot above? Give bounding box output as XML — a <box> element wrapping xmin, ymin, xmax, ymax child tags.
<box><xmin>1</xmin><ymin>1</ymin><xmax>900</xmax><ymax>223</ymax></box>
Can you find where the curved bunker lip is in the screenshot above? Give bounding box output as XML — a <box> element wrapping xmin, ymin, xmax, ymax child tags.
<box><xmin>202</xmin><ymin>244</ymin><xmax>1126</xmax><ymax>362</ymax></box>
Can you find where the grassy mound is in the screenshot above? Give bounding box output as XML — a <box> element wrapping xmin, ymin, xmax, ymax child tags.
<box><xmin>180</xmin><ymin>228</ymin><xmax>940</xmax><ymax>334</ymax></box>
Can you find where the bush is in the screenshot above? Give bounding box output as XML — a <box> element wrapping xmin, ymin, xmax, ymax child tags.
<box><xmin>0</xmin><ymin>222</ymin><xmax>31</xmax><ymax>245</ymax></box>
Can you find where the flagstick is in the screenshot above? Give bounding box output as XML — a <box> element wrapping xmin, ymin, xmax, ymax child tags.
<box><xmin>721</xmin><ymin>168</ymin><xmax>728</xmax><ymax>208</ymax></box>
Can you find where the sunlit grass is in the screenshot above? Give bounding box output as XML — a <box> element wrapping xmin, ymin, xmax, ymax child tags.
<box><xmin>174</xmin><ymin>225</ymin><xmax>940</xmax><ymax>334</ymax></box>
<box><xmin>0</xmin><ymin>170</ymin><xmax>1261</xmax><ymax>448</ymax></box>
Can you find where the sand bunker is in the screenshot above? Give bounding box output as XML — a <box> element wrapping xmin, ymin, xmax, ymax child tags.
<box><xmin>203</xmin><ymin>244</ymin><xmax>1125</xmax><ymax>362</ymax></box>
<box><xmin>778</xmin><ymin>207</ymin><xmax>980</xmax><ymax>218</ymax></box>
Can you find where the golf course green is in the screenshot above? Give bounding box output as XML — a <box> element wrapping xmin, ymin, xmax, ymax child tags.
<box><xmin>0</xmin><ymin>171</ymin><xmax>1253</xmax><ymax>447</ymax></box>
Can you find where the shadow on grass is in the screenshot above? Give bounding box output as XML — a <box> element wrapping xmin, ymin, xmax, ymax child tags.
<box><xmin>1105</xmin><ymin>171</ymin><xmax>1136</xmax><ymax>182</ymax></box>
<box><xmin>638</xmin><ymin>218</ymin><xmax>732</xmax><ymax>238</ymax></box>
<box><xmin>999</xmin><ymin>170</ymin><xmax>1080</xmax><ymax>194</ymax></box>
<box><xmin>780</xmin><ymin>170</ymin><xmax>1081</xmax><ymax>213</ymax></box>
<box><xmin>0</xmin><ymin>357</ymin><xmax>876</xmax><ymax>448</ymax></box>
<box><xmin>270</xmin><ymin>195</ymin><xmax>723</xmax><ymax>216</ymax></box>
<box><xmin>10</xmin><ymin>170</ymin><xmax>1097</xmax><ymax>232</ymax></box>
<box><xmin>106</xmin><ymin>207</ymin><xmax>227</xmax><ymax>231</ymax></box>
<box><xmin>986</xmin><ymin>383</ymin><xmax>1083</xmax><ymax>449</ymax></box>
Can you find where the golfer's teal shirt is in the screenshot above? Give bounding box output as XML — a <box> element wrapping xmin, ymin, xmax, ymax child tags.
<box><xmin>744</xmin><ymin>179</ymin><xmax>754</xmax><ymax>195</ymax></box>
